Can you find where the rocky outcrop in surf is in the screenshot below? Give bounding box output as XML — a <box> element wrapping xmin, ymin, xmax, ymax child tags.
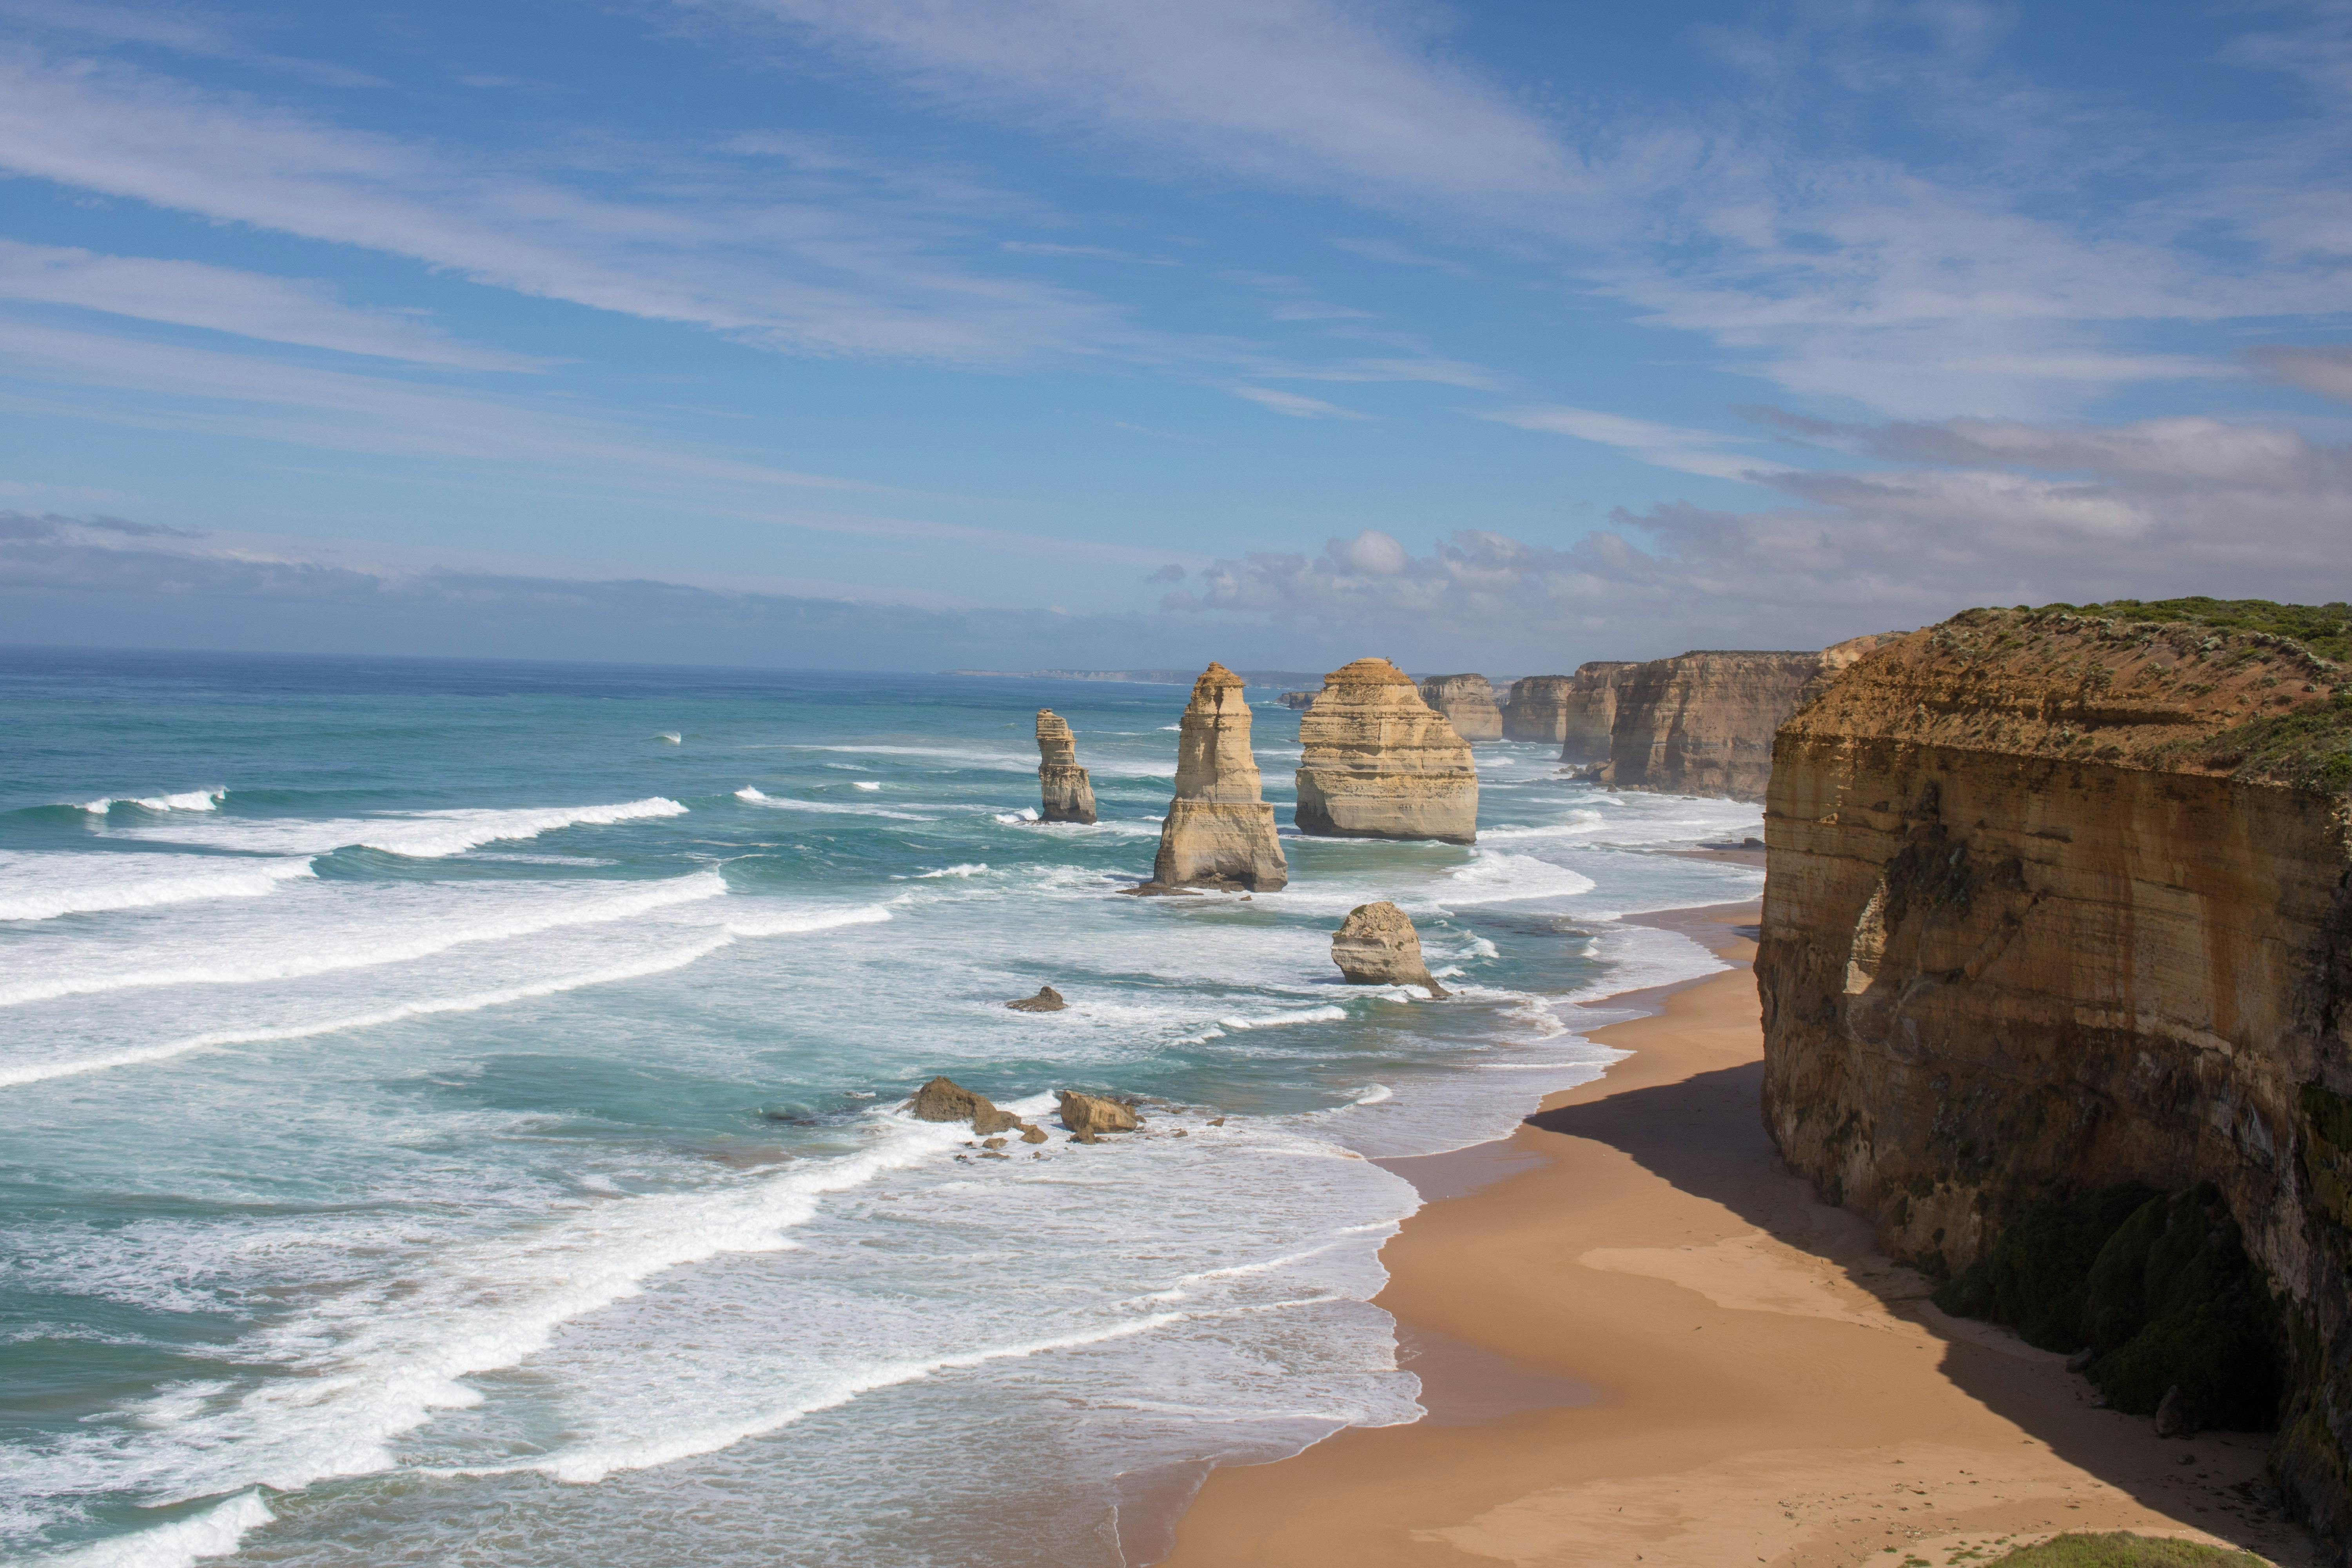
<box><xmin>909</xmin><ymin>1076</ymin><xmax>1021</xmax><ymax>1134</ymax></box>
<box><xmin>1417</xmin><ymin>674</ymin><xmax>1503</xmax><ymax>741</ymax></box>
<box><xmin>1058</xmin><ymin>1089</ymin><xmax>1140</xmax><ymax>1143</ymax></box>
<box><xmin>1754</xmin><ymin>601</ymin><xmax>2352</xmax><ymax>1544</ymax></box>
<box><xmin>1147</xmin><ymin>663</ymin><xmax>1289</xmax><ymax>891</ymax></box>
<box><xmin>1597</xmin><ymin>650</ymin><xmax>1826</xmax><ymax>800</ymax></box>
<box><xmin>1295</xmin><ymin>658</ymin><xmax>1478</xmax><ymax>844</ymax></box>
<box><xmin>1005</xmin><ymin>985</ymin><xmax>1067</xmax><ymax>1012</ymax></box>
<box><xmin>1034</xmin><ymin>710</ymin><xmax>1098</xmax><ymax>824</ymax></box>
<box><xmin>1330</xmin><ymin>901</ymin><xmax>1447</xmax><ymax>997</ymax></box>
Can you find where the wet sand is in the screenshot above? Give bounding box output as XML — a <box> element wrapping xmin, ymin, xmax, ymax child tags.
<box><xmin>1159</xmin><ymin>901</ymin><xmax>2312</xmax><ymax>1567</ymax></box>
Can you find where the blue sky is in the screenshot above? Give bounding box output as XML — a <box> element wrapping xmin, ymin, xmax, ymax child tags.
<box><xmin>1</xmin><ymin>0</ymin><xmax>2347</xmax><ymax>672</ymax></box>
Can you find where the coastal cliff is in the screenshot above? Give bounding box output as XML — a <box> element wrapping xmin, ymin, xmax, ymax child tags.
<box><xmin>1149</xmin><ymin>662</ymin><xmax>1288</xmax><ymax>890</ymax></box>
<box><xmin>1756</xmin><ymin>601</ymin><xmax>2352</xmax><ymax>1540</ymax></box>
<box><xmin>1600</xmin><ymin>650</ymin><xmax>1826</xmax><ymax>800</ymax></box>
<box><xmin>1418</xmin><ymin>674</ymin><xmax>1503</xmax><ymax>741</ymax></box>
<box><xmin>1034</xmin><ymin>709</ymin><xmax>1097</xmax><ymax>824</ymax></box>
<box><xmin>1296</xmin><ymin>658</ymin><xmax>1478</xmax><ymax>844</ymax></box>
<box><xmin>1543</xmin><ymin>662</ymin><xmax>1639</xmax><ymax>760</ymax></box>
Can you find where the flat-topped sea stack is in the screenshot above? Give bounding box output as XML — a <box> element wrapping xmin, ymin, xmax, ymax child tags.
<box><xmin>1147</xmin><ymin>663</ymin><xmax>1288</xmax><ymax>891</ymax></box>
<box><xmin>1601</xmin><ymin>650</ymin><xmax>1824</xmax><ymax>800</ymax></box>
<box><xmin>1416</xmin><ymin>674</ymin><xmax>1503</xmax><ymax>741</ymax></box>
<box><xmin>1295</xmin><ymin>658</ymin><xmax>1477</xmax><ymax>844</ymax></box>
<box><xmin>1033</xmin><ymin>709</ymin><xmax>1097</xmax><ymax>824</ymax></box>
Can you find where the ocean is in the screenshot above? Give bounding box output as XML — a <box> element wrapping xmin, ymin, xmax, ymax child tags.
<box><xmin>0</xmin><ymin>648</ymin><xmax>1764</xmax><ymax>1568</ymax></box>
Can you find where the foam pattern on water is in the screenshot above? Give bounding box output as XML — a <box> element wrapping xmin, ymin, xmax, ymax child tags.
<box><xmin>0</xmin><ymin>658</ymin><xmax>1760</xmax><ymax>1568</ymax></box>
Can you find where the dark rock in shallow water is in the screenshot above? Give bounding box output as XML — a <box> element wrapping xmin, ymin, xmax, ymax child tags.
<box><xmin>907</xmin><ymin>1075</ymin><xmax>1020</xmax><ymax>1134</ymax></box>
<box><xmin>1057</xmin><ymin>1090</ymin><xmax>1139</xmax><ymax>1138</ymax></box>
<box><xmin>1005</xmin><ymin>985</ymin><xmax>1067</xmax><ymax>1012</ymax></box>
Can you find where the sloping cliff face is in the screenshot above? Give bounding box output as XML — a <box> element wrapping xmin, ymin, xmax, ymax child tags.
<box><xmin>1603</xmin><ymin>650</ymin><xmax>1824</xmax><ymax>800</ymax></box>
<box><xmin>1418</xmin><ymin>674</ymin><xmax>1503</xmax><ymax>741</ymax></box>
<box><xmin>1151</xmin><ymin>663</ymin><xmax>1288</xmax><ymax>890</ymax></box>
<box><xmin>1757</xmin><ymin>605</ymin><xmax>2352</xmax><ymax>1536</ymax></box>
<box><xmin>1034</xmin><ymin>709</ymin><xmax>1098</xmax><ymax>824</ymax></box>
<box><xmin>1296</xmin><ymin>658</ymin><xmax>1478</xmax><ymax>844</ymax></box>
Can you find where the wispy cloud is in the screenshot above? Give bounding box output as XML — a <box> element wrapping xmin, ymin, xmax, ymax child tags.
<box><xmin>0</xmin><ymin>240</ymin><xmax>543</xmax><ymax>370</ymax></box>
<box><xmin>1481</xmin><ymin>403</ymin><xmax>1790</xmax><ymax>481</ymax></box>
<box><xmin>1227</xmin><ymin>385</ymin><xmax>1370</xmax><ymax>420</ymax></box>
<box><xmin>1328</xmin><ymin>236</ymin><xmax>1475</xmax><ymax>278</ymax></box>
<box><xmin>999</xmin><ymin>240</ymin><xmax>1176</xmax><ymax>265</ymax></box>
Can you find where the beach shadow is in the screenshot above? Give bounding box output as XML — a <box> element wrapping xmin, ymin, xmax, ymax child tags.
<box><xmin>1522</xmin><ymin>1065</ymin><xmax>2308</xmax><ymax>1559</ymax></box>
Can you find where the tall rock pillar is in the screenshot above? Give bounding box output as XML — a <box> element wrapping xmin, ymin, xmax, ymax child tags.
<box><xmin>1295</xmin><ymin>657</ymin><xmax>1478</xmax><ymax>844</ymax></box>
<box><xmin>1149</xmin><ymin>663</ymin><xmax>1289</xmax><ymax>890</ymax></box>
<box><xmin>1034</xmin><ymin>710</ymin><xmax>1098</xmax><ymax>824</ymax></box>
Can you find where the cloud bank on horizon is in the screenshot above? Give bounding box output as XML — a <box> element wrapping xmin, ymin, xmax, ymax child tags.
<box><xmin>0</xmin><ymin>0</ymin><xmax>2347</xmax><ymax>671</ymax></box>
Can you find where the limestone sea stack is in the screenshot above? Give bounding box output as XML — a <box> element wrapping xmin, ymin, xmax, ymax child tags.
<box><xmin>1330</xmin><ymin>901</ymin><xmax>1448</xmax><ymax>997</ymax></box>
<box><xmin>1034</xmin><ymin>709</ymin><xmax>1098</xmax><ymax>824</ymax></box>
<box><xmin>1294</xmin><ymin>658</ymin><xmax>1478</xmax><ymax>844</ymax></box>
<box><xmin>1148</xmin><ymin>662</ymin><xmax>1289</xmax><ymax>891</ymax></box>
<box><xmin>1416</xmin><ymin>674</ymin><xmax>1503</xmax><ymax>741</ymax></box>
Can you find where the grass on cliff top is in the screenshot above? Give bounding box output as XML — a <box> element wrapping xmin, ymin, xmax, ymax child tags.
<box><xmin>2024</xmin><ymin>596</ymin><xmax>2352</xmax><ymax>664</ymax></box>
<box><xmin>1978</xmin><ymin>1532</ymin><xmax>2271</xmax><ymax>1566</ymax></box>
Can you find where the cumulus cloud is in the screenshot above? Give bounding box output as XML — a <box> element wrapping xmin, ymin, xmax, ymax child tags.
<box><xmin>1161</xmin><ymin>410</ymin><xmax>2352</xmax><ymax>664</ymax></box>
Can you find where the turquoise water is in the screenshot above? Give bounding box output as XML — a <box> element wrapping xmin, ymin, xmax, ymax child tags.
<box><xmin>0</xmin><ymin>648</ymin><xmax>1763</xmax><ymax>1568</ymax></box>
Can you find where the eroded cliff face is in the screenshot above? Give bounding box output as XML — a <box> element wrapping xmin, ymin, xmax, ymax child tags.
<box><xmin>1543</xmin><ymin>662</ymin><xmax>1637</xmax><ymax>760</ymax></box>
<box><xmin>1151</xmin><ymin>663</ymin><xmax>1288</xmax><ymax>890</ymax></box>
<box><xmin>1034</xmin><ymin>709</ymin><xmax>1098</xmax><ymax>824</ymax></box>
<box><xmin>1757</xmin><ymin>608</ymin><xmax>2352</xmax><ymax>1538</ymax></box>
<box><xmin>1296</xmin><ymin>657</ymin><xmax>1478</xmax><ymax>844</ymax></box>
<box><xmin>1418</xmin><ymin>674</ymin><xmax>1503</xmax><ymax>741</ymax></box>
<box><xmin>1603</xmin><ymin>650</ymin><xmax>1824</xmax><ymax>800</ymax></box>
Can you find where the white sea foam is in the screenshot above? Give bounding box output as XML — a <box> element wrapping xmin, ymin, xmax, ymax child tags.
<box><xmin>0</xmin><ymin>936</ymin><xmax>735</xmax><ymax>1087</ymax></box>
<box><xmin>736</xmin><ymin>789</ymin><xmax>935</xmax><ymax>821</ymax></box>
<box><xmin>0</xmin><ymin>872</ymin><xmax>729</xmax><ymax>1009</ymax></box>
<box><xmin>656</xmin><ymin>733</ymin><xmax>681</xmax><ymax>744</ymax></box>
<box><xmin>1215</xmin><ymin>1005</ymin><xmax>1348</xmax><ymax>1031</ymax></box>
<box><xmin>45</xmin><ymin>1489</ymin><xmax>272</xmax><ymax>1568</ymax></box>
<box><xmin>1437</xmin><ymin>849</ymin><xmax>1599</xmax><ymax>905</ymax></box>
<box><xmin>0</xmin><ymin>854</ymin><xmax>314</xmax><ymax>922</ymax></box>
<box><xmin>720</xmin><ymin>904</ymin><xmax>893</xmax><ymax>939</ymax></box>
<box><xmin>76</xmin><ymin>789</ymin><xmax>225</xmax><ymax>815</ymax></box>
<box><xmin>913</xmin><ymin>864</ymin><xmax>990</xmax><ymax>879</ymax></box>
<box><xmin>991</xmin><ymin>809</ymin><xmax>1040</xmax><ymax>824</ymax></box>
<box><xmin>110</xmin><ymin>799</ymin><xmax>688</xmax><ymax>858</ymax></box>
<box><xmin>852</xmin><ymin>782</ymin><xmax>881</xmax><ymax>791</ymax></box>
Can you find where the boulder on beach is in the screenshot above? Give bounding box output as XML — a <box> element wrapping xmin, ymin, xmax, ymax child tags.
<box><xmin>1005</xmin><ymin>985</ymin><xmax>1067</xmax><ymax>1012</ymax></box>
<box><xmin>1330</xmin><ymin>901</ymin><xmax>1448</xmax><ymax>997</ymax></box>
<box><xmin>1057</xmin><ymin>1089</ymin><xmax>1140</xmax><ymax>1140</ymax></box>
<box><xmin>908</xmin><ymin>1075</ymin><xmax>1021</xmax><ymax>1134</ymax></box>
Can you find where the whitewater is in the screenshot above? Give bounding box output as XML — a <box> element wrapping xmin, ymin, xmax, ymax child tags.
<box><xmin>0</xmin><ymin>648</ymin><xmax>1764</xmax><ymax>1568</ymax></box>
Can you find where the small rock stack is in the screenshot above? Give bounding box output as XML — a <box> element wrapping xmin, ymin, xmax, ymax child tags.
<box><xmin>1330</xmin><ymin>902</ymin><xmax>1448</xmax><ymax>997</ymax></box>
<box><xmin>1034</xmin><ymin>709</ymin><xmax>1098</xmax><ymax>824</ymax></box>
<box><xmin>1417</xmin><ymin>674</ymin><xmax>1503</xmax><ymax>740</ymax></box>
<box><xmin>1295</xmin><ymin>658</ymin><xmax>1478</xmax><ymax>844</ymax></box>
<box><xmin>1148</xmin><ymin>662</ymin><xmax>1289</xmax><ymax>891</ymax></box>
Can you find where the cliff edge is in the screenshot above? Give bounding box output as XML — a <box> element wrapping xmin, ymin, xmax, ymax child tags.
<box><xmin>1602</xmin><ymin>649</ymin><xmax>1828</xmax><ymax>800</ymax></box>
<box><xmin>1757</xmin><ymin>600</ymin><xmax>2352</xmax><ymax>1541</ymax></box>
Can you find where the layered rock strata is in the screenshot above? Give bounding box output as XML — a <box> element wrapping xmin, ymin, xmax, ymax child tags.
<box><xmin>1755</xmin><ymin>606</ymin><xmax>2352</xmax><ymax>1539</ymax></box>
<box><xmin>1331</xmin><ymin>901</ymin><xmax>1448</xmax><ymax>997</ymax></box>
<box><xmin>1295</xmin><ymin>658</ymin><xmax>1479</xmax><ymax>844</ymax></box>
<box><xmin>1417</xmin><ymin>674</ymin><xmax>1503</xmax><ymax>741</ymax></box>
<box><xmin>1149</xmin><ymin>663</ymin><xmax>1289</xmax><ymax>891</ymax></box>
<box><xmin>1601</xmin><ymin>650</ymin><xmax>1826</xmax><ymax>800</ymax></box>
<box><xmin>1034</xmin><ymin>709</ymin><xmax>1098</xmax><ymax>824</ymax></box>
<box><xmin>1543</xmin><ymin>662</ymin><xmax>1639</xmax><ymax>760</ymax></box>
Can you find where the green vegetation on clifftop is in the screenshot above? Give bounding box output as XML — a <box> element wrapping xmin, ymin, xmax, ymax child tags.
<box><xmin>1982</xmin><ymin>1532</ymin><xmax>2269</xmax><ymax>1566</ymax></box>
<box><xmin>2036</xmin><ymin>596</ymin><xmax>2352</xmax><ymax>664</ymax></box>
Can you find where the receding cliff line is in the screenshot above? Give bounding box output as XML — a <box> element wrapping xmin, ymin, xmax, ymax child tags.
<box><xmin>1034</xmin><ymin>709</ymin><xmax>1098</xmax><ymax>824</ymax></box>
<box><xmin>1755</xmin><ymin>603</ymin><xmax>2352</xmax><ymax>1543</ymax></box>
<box><xmin>1599</xmin><ymin>649</ymin><xmax>1826</xmax><ymax>801</ymax></box>
<box><xmin>1148</xmin><ymin>662</ymin><xmax>1288</xmax><ymax>891</ymax></box>
<box><xmin>1417</xmin><ymin>673</ymin><xmax>1503</xmax><ymax>741</ymax></box>
<box><xmin>1295</xmin><ymin>657</ymin><xmax>1478</xmax><ymax>844</ymax></box>
<box><xmin>1505</xmin><ymin>668</ymin><xmax>1619</xmax><ymax>746</ymax></box>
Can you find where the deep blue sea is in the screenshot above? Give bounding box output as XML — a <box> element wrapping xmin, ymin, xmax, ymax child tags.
<box><xmin>0</xmin><ymin>648</ymin><xmax>1763</xmax><ymax>1568</ymax></box>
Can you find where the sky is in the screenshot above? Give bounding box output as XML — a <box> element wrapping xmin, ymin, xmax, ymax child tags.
<box><xmin>0</xmin><ymin>0</ymin><xmax>2348</xmax><ymax>674</ymax></box>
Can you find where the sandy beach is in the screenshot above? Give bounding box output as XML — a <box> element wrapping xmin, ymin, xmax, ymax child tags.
<box><xmin>1161</xmin><ymin>900</ymin><xmax>2314</xmax><ymax>1568</ymax></box>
